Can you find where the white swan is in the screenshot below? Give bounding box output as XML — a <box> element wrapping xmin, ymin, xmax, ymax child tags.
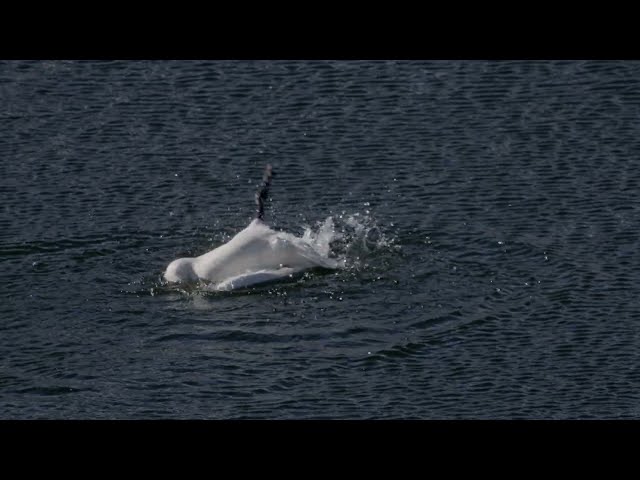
<box><xmin>164</xmin><ymin>165</ymin><xmax>338</xmax><ymax>290</ymax></box>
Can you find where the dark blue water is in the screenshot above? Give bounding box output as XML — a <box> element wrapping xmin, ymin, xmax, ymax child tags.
<box><xmin>2</xmin><ymin>60</ymin><xmax>639</xmax><ymax>419</ymax></box>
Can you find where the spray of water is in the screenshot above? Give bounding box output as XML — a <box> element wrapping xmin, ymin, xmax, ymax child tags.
<box><xmin>323</xmin><ymin>212</ymin><xmax>397</xmax><ymax>270</ymax></box>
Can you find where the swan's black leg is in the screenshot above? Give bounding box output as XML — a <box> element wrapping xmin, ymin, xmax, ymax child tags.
<box><xmin>255</xmin><ymin>164</ymin><xmax>273</xmax><ymax>220</ymax></box>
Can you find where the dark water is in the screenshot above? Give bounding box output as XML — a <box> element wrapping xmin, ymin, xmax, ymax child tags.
<box><xmin>2</xmin><ymin>60</ymin><xmax>640</xmax><ymax>419</ymax></box>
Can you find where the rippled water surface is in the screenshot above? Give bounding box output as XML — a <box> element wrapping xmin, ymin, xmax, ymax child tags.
<box><xmin>2</xmin><ymin>60</ymin><xmax>640</xmax><ymax>418</ymax></box>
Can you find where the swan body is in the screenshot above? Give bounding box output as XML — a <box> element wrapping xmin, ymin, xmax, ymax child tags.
<box><xmin>164</xmin><ymin>165</ymin><xmax>338</xmax><ymax>290</ymax></box>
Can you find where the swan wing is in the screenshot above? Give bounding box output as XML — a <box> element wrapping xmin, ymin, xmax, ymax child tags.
<box><xmin>215</xmin><ymin>267</ymin><xmax>299</xmax><ymax>291</ymax></box>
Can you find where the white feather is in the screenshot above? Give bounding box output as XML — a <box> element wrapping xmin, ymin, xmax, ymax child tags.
<box><xmin>164</xmin><ymin>218</ymin><xmax>338</xmax><ymax>290</ymax></box>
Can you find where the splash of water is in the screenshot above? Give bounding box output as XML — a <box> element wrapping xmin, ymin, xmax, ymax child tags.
<box><xmin>325</xmin><ymin>212</ymin><xmax>397</xmax><ymax>270</ymax></box>
<box><xmin>301</xmin><ymin>216</ymin><xmax>340</xmax><ymax>260</ymax></box>
<box><xmin>291</xmin><ymin>211</ymin><xmax>395</xmax><ymax>274</ymax></box>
